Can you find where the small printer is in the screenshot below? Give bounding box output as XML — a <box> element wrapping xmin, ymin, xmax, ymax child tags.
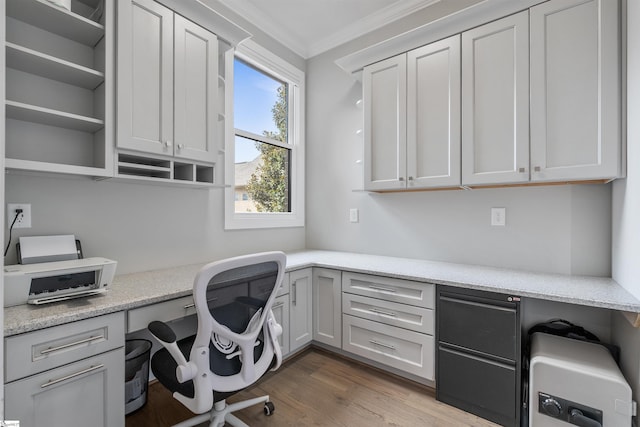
<box><xmin>3</xmin><ymin>235</ymin><xmax>117</xmax><ymax>307</ymax></box>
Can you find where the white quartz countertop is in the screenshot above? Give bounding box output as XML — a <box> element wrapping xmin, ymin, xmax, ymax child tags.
<box><xmin>5</xmin><ymin>250</ymin><xmax>640</xmax><ymax>336</ymax></box>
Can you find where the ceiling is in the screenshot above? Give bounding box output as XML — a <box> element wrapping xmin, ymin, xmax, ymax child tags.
<box><xmin>217</xmin><ymin>0</ymin><xmax>443</xmax><ymax>59</ymax></box>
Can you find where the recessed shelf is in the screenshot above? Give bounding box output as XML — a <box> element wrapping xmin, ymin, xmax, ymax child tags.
<box><xmin>6</xmin><ymin>0</ymin><xmax>105</xmax><ymax>47</ymax></box>
<box><xmin>6</xmin><ymin>100</ymin><xmax>104</xmax><ymax>132</ymax></box>
<box><xmin>6</xmin><ymin>42</ymin><xmax>104</xmax><ymax>89</ymax></box>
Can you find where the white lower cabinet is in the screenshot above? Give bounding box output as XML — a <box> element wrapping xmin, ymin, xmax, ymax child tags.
<box><xmin>272</xmin><ymin>293</ymin><xmax>290</xmax><ymax>357</ymax></box>
<box><xmin>312</xmin><ymin>268</ymin><xmax>342</xmax><ymax>348</ymax></box>
<box><xmin>4</xmin><ymin>312</ymin><xmax>125</xmax><ymax>427</ymax></box>
<box><xmin>341</xmin><ymin>272</ymin><xmax>435</xmax><ymax>381</ymax></box>
<box><xmin>289</xmin><ymin>268</ymin><xmax>313</xmax><ymax>353</ymax></box>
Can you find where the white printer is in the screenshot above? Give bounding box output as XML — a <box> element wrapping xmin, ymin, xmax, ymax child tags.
<box><xmin>529</xmin><ymin>333</ymin><xmax>636</xmax><ymax>426</ymax></box>
<box><xmin>3</xmin><ymin>235</ymin><xmax>117</xmax><ymax>307</ymax></box>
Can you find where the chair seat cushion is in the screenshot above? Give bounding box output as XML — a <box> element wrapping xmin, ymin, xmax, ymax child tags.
<box><xmin>151</xmin><ymin>332</ymin><xmax>266</xmax><ymax>401</ymax></box>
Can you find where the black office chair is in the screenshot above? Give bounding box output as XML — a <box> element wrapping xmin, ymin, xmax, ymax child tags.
<box><xmin>148</xmin><ymin>251</ymin><xmax>286</xmax><ymax>427</ymax></box>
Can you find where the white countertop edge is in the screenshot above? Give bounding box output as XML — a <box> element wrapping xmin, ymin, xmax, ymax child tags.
<box><xmin>5</xmin><ymin>250</ymin><xmax>639</xmax><ymax>336</ymax></box>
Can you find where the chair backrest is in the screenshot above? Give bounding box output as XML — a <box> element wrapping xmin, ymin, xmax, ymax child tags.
<box><xmin>188</xmin><ymin>251</ymin><xmax>285</xmax><ymax>406</ymax></box>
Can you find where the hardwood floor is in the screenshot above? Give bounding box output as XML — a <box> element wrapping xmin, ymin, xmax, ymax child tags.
<box><xmin>126</xmin><ymin>348</ymin><xmax>499</xmax><ymax>426</ymax></box>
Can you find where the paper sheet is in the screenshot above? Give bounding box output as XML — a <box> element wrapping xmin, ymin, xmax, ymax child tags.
<box><xmin>19</xmin><ymin>235</ymin><xmax>79</xmax><ymax>264</ymax></box>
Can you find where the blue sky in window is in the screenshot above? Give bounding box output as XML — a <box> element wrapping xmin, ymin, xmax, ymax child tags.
<box><xmin>234</xmin><ymin>59</ymin><xmax>282</xmax><ymax>163</ymax></box>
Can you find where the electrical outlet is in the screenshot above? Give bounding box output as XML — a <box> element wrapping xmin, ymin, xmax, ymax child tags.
<box><xmin>8</xmin><ymin>204</ymin><xmax>32</xmax><ymax>229</ymax></box>
<box><xmin>349</xmin><ymin>208</ymin><xmax>359</xmax><ymax>223</ymax></box>
<box><xmin>491</xmin><ymin>207</ymin><xmax>506</xmax><ymax>226</ymax></box>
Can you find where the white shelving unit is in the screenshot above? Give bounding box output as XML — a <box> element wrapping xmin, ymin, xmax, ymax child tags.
<box><xmin>4</xmin><ymin>0</ymin><xmax>114</xmax><ymax>177</ymax></box>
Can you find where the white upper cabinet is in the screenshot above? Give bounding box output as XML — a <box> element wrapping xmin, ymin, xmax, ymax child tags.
<box><xmin>408</xmin><ymin>35</ymin><xmax>461</xmax><ymax>188</ymax></box>
<box><xmin>530</xmin><ymin>0</ymin><xmax>622</xmax><ymax>182</ymax></box>
<box><xmin>363</xmin><ymin>34</ymin><xmax>460</xmax><ymax>191</ymax></box>
<box><xmin>363</xmin><ymin>54</ymin><xmax>407</xmax><ymax>191</ymax></box>
<box><xmin>4</xmin><ymin>0</ymin><xmax>114</xmax><ymax>177</ymax></box>
<box><xmin>117</xmin><ymin>0</ymin><xmax>218</xmax><ymax>163</ymax></box>
<box><xmin>462</xmin><ymin>11</ymin><xmax>529</xmax><ymax>186</ymax></box>
<box><xmin>173</xmin><ymin>15</ymin><xmax>218</xmax><ymax>163</ymax></box>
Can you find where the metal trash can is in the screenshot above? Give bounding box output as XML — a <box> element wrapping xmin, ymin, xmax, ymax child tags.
<box><xmin>125</xmin><ymin>339</ymin><xmax>152</xmax><ymax>415</ymax></box>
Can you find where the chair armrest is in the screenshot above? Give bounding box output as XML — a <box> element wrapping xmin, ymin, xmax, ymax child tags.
<box><xmin>148</xmin><ymin>320</ymin><xmax>197</xmax><ymax>383</ymax></box>
<box><xmin>148</xmin><ymin>320</ymin><xmax>177</xmax><ymax>343</ymax></box>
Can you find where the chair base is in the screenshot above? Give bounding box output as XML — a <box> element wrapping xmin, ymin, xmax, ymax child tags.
<box><xmin>172</xmin><ymin>395</ymin><xmax>272</xmax><ymax>427</ymax></box>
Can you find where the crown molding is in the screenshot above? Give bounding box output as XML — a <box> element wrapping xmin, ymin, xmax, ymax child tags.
<box><xmin>218</xmin><ymin>0</ymin><xmax>443</xmax><ymax>59</ymax></box>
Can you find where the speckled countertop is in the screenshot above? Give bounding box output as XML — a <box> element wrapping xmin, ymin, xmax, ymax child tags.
<box><xmin>5</xmin><ymin>250</ymin><xmax>640</xmax><ymax>336</ymax></box>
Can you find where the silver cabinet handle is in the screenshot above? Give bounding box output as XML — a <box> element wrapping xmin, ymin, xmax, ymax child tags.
<box><xmin>177</xmin><ymin>143</ymin><xmax>184</xmax><ymax>149</ymax></box>
<box><xmin>183</xmin><ymin>297</ymin><xmax>218</xmax><ymax>310</ymax></box>
<box><xmin>292</xmin><ymin>283</ymin><xmax>297</xmax><ymax>306</ymax></box>
<box><xmin>518</xmin><ymin>167</ymin><xmax>526</xmax><ymax>173</ymax></box>
<box><xmin>40</xmin><ymin>335</ymin><xmax>105</xmax><ymax>355</ymax></box>
<box><xmin>369</xmin><ymin>307</ymin><xmax>397</xmax><ymax>317</ymax></box>
<box><xmin>369</xmin><ymin>340</ymin><xmax>396</xmax><ymax>350</ymax></box>
<box><xmin>369</xmin><ymin>285</ymin><xmax>397</xmax><ymax>293</ymax></box>
<box><xmin>41</xmin><ymin>364</ymin><xmax>104</xmax><ymax>388</ymax></box>
<box><xmin>163</xmin><ymin>140</ymin><xmax>172</xmax><ymax>147</ymax></box>
<box><xmin>407</xmin><ymin>176</ymin><xmax>414</xmax><ymax>181</ymax></box>
<box><xmin>534</xmin><ymin>166</ymin><xmax>541</xmax><ymax>172</ymax></box>
<box><xmin>398</xmin><ymin>177</ymin><xmax>404</xmax><ymax>181</ymax></box>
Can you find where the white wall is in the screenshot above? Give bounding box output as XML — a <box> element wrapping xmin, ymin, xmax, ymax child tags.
<box><xmin>4</xmin><ymin>174</ymin><xmax>305</xmax><ymax>274</ymax></box>
<box><xmin>612</xmin><ymin>0</ymin><xmax>640</xmax><ymax>402</ymax></box>
<box><xmin>305</xmin><ymin>19</ymin><xmax>612</xmax><ymax>277</ymax></box>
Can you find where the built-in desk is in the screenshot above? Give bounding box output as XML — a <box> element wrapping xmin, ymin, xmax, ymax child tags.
<box><xmin>4</xmin><ymin>250</ymin><xmax>640</xmax><ymax>427</ymax></box>
<box><xmin>5</xmin><ymin>250</ymin><xmax>640</xmax><ymax>336</ymax></box>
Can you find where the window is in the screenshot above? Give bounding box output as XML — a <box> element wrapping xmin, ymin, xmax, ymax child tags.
<box><xmin>225</xmin><ymin>40</ymin><xmax>305</xmax><ymax>229</ymax></box>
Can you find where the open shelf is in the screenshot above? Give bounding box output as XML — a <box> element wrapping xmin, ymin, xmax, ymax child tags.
<box><xmin>6</xmin><ymin>100</ymin><xmax>104</xmax><ymax>132</ymax></box>
<box><xmin>6</xmin><ymin>42</ymin><xmax>104</xmax><ymax>89</ymax></box>
<box><xmin>6</xmin><ymin>0</ymin><xmax>105</xmax><ymax>46</ymax></box>
<box><xmin>5</xmin><ymin>158</ymin><xmax>112</xmax><ymax>177</ymax></box>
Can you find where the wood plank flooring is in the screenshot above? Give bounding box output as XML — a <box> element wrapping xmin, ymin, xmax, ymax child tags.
<box><xmin>125</xmin><ymin>348</ymin><xmax>499</xmax><ymax>426</ymax></box>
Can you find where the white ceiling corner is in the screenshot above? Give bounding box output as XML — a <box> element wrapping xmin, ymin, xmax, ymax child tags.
<box><xmin>218</xmin><ymin>0</ymin><xmax>443</xmax><ymax>59</ymax></box>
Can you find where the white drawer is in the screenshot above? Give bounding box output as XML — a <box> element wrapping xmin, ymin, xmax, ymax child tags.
<box><xmin>342</xmin><ymin>293</ymin><xmax>434</xmax><ymax>335</ymax></box>
<box><xmin>342</xmin><ymin>272</ymin><xmax>435</xmax><ymax>308</ymax></box>
<box><xmin>342</xmin><ymin>314</ymin><xmax>434</xmax><ymax>380</ymax></box>
<box><xmin>5</xmin><ymin>312</ymin><xmax>125</xmax><ymax>383</ymax></box>
<box><xmin>127</xmin><ymin>295</ymin><xmax>196</xmax><ymax>333</ymax></box>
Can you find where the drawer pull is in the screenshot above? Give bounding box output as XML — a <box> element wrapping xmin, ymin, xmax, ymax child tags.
<box><xmin>183</xmin><ymin>297</ymin><xmax>218</xmax><ymax>310</ymax></box>
<box><xmin>369</xmin><ymin>307</ymin><xmax>397</xmax><ymax>317</ymax></box>
<box><xmin>369</xmin><ymin>285</ymin><xmax>397</xmax><ymax>293</ymax></box>
<box><xmin>41</xmin><ymin>364</ymin><xmax>104</xmax><ymax>388</ymax></box>
<box><xmin>40</xmin><ymin>335</ymin><xmax>105</xmax><ymax>355</ymax></box>
<box><xmin>369</xmin><ymin>340</ymin><xmax>396</xmax><ymax>350</ymax></box>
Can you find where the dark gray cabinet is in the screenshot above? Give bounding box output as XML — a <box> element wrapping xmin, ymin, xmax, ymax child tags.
<box><xmin>436</xmin><ymin>285</ymin><xmax>521</xmax><ymax>427</ymax></box>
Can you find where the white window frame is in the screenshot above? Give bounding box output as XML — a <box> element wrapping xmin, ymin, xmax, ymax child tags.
<box><xmin>225</xmin><ymin>40</ymin><xmax>305</xmax><ymax>230</ymax></box>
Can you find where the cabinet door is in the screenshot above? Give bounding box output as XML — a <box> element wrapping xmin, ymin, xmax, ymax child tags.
<box><xmin>530</xmin><ymin>0</ymin><xmax>621</xmax><ymax>181</ymax></box>
<box><xmin>272</xmin><ymin>294</ymin><xmax>290</xmax><ymax>357</ymax></box>
<box><xmin>289</xmin><ymin>268</ymin><xmax>313</xmax><ymax>353</ymax></box>
<box><xmin>5</xmin><ymin>348</ymin><xmax>125</xmax><ymax>427</ymax></box>
<box><xmin>363</xmin><ymin>54</ymin><xmax>407</xmax><ymax>191</ymax></box>
<box><xmin>312</xmin><ymin>268</ymin><xmax>341</xmax><ymax>348</ymax></box>
<box><xmin>407</xmin><ymin>35</ymin><xmax>461</xmax><ymax>188</ymax></box>
<box><xmin>461</xmin><ymin>11</ymin><xmax>529</xmax><ymax>185</ymax></box>
<box><xmin>174</xmin><ymin>15</ymin><xmax>218</xmax><ymax>163</ymax></box>
<box><xmin>117</xmin><ymin>0</ymin><xmax>174</xmax><ymax>156</ymax></box>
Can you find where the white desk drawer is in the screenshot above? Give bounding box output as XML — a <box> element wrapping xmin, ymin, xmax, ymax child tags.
<box><xmin>342</xmin><ymin>293</ymin><xmax>434</xmax><ymax>335</ymax></box>
<box><xmin>5</xmin><ymin>312</ymin><xmax>125</xmax><ymax>383</ymax></box>
<box><xmin>342</xmin><ymin>314</ymin><xmax>434</xmax><ymax>380</ymax></box>
<box><xmin>342</xmin><ymin>272</ymin><xmax>435</xmax><ymax>308</ymax></box>
<box><xmin>127</xmin><ymin>295</ymin><xmax>196</xmax><ymax>333</ymax></box>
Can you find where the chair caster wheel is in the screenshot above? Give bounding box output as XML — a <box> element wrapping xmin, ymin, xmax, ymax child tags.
<box><xmin>264</xmin><ymin>401</ymin><xmax>275</xmax><ymax>416</ymax></box>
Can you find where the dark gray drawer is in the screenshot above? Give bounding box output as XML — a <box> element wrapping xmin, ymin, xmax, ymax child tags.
<box><xmin>437</xmin><ymin>345</ymin><xmax>517</xmax><ymax>426</ymax></box>
<box><xmin>438</xmin><ymin>290</ymin><xmax>518</xmax><ymax>360</ymax></box>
